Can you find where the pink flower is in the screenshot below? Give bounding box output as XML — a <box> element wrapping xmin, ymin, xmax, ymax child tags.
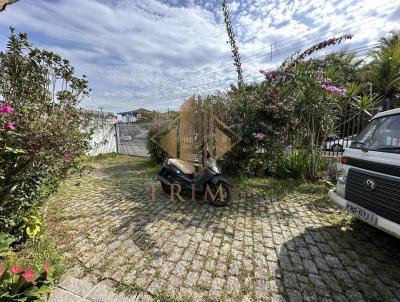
<box><xmin>253</xmin><ymin>133</ymin><xmax>266</xmax><ymax>141</ymax></box>
<box><xmin>6</xmin><ymin>121</ymin><xmax>16</xmax><ymax>131</ymax></box>
<box><xmin>324</xmin><ymin>85</ymin><xmax>347</xmax><ymax>96</ymax></box>
<box><xmin>10</xmin><ymin>265</ymin><xmax>22</xmax><ymax>275</ymax></box>
<box><xmin>0</xmin><ymin>105</ymin><xmax>14</xmax><ymax>114</ymax></box>
<box><xmin>23</xmin><ymin>268</ymin><xmax>36</xmax><ymax>284</ymax></box>
<box><xmin>321</xmin><ymin>78</ymin><xmax>332</xmax><ymax>85</ymax></box>
<box><xmin>63</xmin><ymin>156</ymin><xmax>72</xmax><ymax>163</ymax></box>
<box><xmin>43</xmin><ymin>263</ymin><xmax>50</xmax><ymax>274</ymax></box>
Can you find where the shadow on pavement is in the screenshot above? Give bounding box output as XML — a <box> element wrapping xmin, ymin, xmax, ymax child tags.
<box><xmin>276</xmin><ymin>221</ymin><xmax>400</xmax><ymax>301</ymax></box>
<box><xmin>100</xmin><ymin>161</ymin><xmax>290</xmax><ymax>260</ymax></box>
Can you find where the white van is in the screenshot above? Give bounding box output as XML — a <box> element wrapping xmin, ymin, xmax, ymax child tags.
<box><xmin>329</xmin><ymin>108</ymin><xmax>400</xmax><ymax>238</ymax></box>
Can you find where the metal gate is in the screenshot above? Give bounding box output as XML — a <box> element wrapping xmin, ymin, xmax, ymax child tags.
<box><xmin>115</xmin><ymin>122</ymin><xmax>152</xmax><ymax>157</ymax></box>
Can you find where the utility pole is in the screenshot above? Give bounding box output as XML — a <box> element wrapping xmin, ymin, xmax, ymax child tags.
<box><xmin>270</xmin><ymin>44</ymin><xmax>273</xmax><ymax>61</ymax></box>
<box><xmin>99</xmin><ymin>106</ymin><xmax>104</xmax><ymax>128</ymax></box>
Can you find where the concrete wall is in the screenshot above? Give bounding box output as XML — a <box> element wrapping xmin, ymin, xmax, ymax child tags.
<box><xmin>88</xmin><ymin>124</ymin><xmax>117</xmax><ymax>156</ymax></box>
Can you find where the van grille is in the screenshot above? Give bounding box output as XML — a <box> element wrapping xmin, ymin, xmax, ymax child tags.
<box><xmin>345</xmin><ymin>169</ymin><xmax>400</xmax><ymax>224</ymax></box>
<box><xmin>347</xmin><ymin>158</ymin><xmax>400</xmax><ymax>177</ymax></box>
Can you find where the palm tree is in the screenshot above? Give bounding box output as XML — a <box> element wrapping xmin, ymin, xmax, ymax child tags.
<box><xmin>364</xmin><ymin>39</ymin><xmax>400</xmax><ymax>109</ymax></box>
<box><xmin>379</xmin><ymin>31</ymin><xmax>400</xmax><ymax>48</ymax></box>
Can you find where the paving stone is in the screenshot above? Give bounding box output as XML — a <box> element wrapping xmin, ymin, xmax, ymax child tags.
<box><xmin>48</xmin><ymin>288</ymin><xmax>86</xmax><ymax>302</ymax></box>
<box><xmin>184</xmin><ymin>271</ymin><xmax>199</xmax><ymax>287</ymax></box>
<box><xmin>325</xmin><ymin>255</ymin><xmax>343</xmax><ymax>269</ymax></box>
<box><xmin>345</xmin><ymin>289</ymin><xmax>364</xmax><ymax>301</ymax></box>
<box><xmin>254</xmin><ymin>280</ymin><xmax>269</xmax><ymax>301</ymax></box>
<box><xmin>302</xmin><ymin>259</ymin><xmax>319</xmax><ymax>274</ymax></box>
<box><xmin>208</xmin><ymin>278</ymin><xmax>225</xmax><ymax>301</ymax></box>
<box><xmin>47</xmin><ymin>155</ymin><xmax>400</xmax><ymax>302</ymax></box>
<box><xmin>287</xmin><ymin>289</ymin><xmax>302</xmax><ymax>302</ymax></box>
<box><xmin>226</xmin><ymin>276</ymin><xmax>241</xmax><ymax>296</ymax></box>
<box><xmin>87</xmin><ymin>284</ymin><xmax>122</xmax><ymax>302</ymax></box>
<box><xmin>58</xmin><ymin>276</ymin><xmax>94</xmax><ymax>298</ymax></box>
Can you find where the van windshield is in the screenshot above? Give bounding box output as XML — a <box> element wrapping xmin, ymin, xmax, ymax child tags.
<box><xmin>350</xmin><ymin>114</ymin><xmax>400</xmax><ymax>153</ymax></box>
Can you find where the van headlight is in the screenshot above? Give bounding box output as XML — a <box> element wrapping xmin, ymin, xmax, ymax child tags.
<box><xmin>337</xmin><ymin>169</ymin><xmax>347</xmax><ymax>184</ymax></box>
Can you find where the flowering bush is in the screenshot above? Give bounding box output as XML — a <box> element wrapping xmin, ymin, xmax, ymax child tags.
<box><xmin>207</xmin><ymin>84</ymin><xmax>297</xmax><ymax>176</ymax></box>
<box><xmin>0</xmin><ymin>29</ymin><xmax>91</xmax><ymax>234</ymax></box>
<box><xmin>0</xmin><ymin>261</ymin><xmax>53</xmax><ymax>301</ymax></box>
<box><xmin>207</xmin><ymin>35</ymin><xmax>353</xmax><ymax>178</ymax></box>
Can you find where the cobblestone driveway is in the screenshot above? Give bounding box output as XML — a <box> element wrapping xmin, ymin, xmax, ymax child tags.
<box><xmin>49</xmin><ymin>155</ymin><xmax>400</xmax><ymax>302</ymax></box>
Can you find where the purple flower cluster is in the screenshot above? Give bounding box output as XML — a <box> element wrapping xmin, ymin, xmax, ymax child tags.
<box><xmin>0</xmin><ymin>105</ymin><xmax>14</xmax><ymax>114</ymax></box>
<box><xmin>323</xmin><ymin>85</ymin><xmax>347</xmax><ymax>96</ymax></box>
<box><xmin>0</xmin><ymin>104</ymin><xmax>16</xmax><ymax>131</ymax></box>
<box><xmin>262</xmin><ymin>69</ymin><xmax>290</xmax><ymax>82</ymax></box>
<box><xmin>6</xmin><ymin>121</ymin><xmax>15</xmax><ymax>130</ymax></box>
<box><xmin>253</xmin><ymin>132</ymin><xmax>266</xmax><ymax>141</ymax></box>
<box><xmin>321</xmin><ymin>78</ymin><xmax>332</xmax><ymax>85</ymax></box>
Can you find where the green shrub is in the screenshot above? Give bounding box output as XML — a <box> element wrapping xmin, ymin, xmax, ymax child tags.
<box><xmin>146</xmin><ymin>125</ymin><xmax>169</xmax><ymax>163</ymax></box>
<box><xmin>0</xmin><ymin>233</ymin><xmax>15</xmax><ymax>258</ymax></box>
<box><xmin>0</xmin><ymin>29</ymin><xmax>90</xmax><ymax>234</ymax></box>
<box><xmin>275</xmin><ymin>149</ymin><xmax>311</xmax><ymax>180</ymax></box>
<box><xmin>206</xmin><ymin>86</ymin><xmax>295</xmax><ymax>176</ymax></box>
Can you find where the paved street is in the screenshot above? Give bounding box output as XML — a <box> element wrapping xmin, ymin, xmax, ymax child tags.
<box><xmin>48</xmin><ymin>155</ymin><xmax>400</xmax><ymax>302</ymax></box>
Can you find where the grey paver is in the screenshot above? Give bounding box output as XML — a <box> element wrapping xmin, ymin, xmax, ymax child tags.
<box><xmin>58</xmin><ymin>276</ymin><xmax>94</xmax><ymax>298</ymax></box>
<box><xmin>48</xmin><ymin>288</ymin><xmax>86</xmax><ymax>302</ymax></box>
<box><xmin>47</xmin><ymin>155</ymin><xmax>400</xmax><ymax>302</ymax></box>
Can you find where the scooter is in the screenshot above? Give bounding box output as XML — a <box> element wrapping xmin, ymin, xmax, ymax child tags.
<box><xmin>157</xmin><ymin>156</ymin><xmax>231</xmax><ymax>206</ymax></box>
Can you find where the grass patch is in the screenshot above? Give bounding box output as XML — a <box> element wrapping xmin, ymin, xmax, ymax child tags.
<box><xmin>154</xmin><ymin>290</ymin><xmax>193</xmax><ymax>302</ymax></box>
<box><xmin>89</xmin><ymin>154</ymin><xmax>160</xmax><ymax>177</ymax></box>
<box><xmin>231</xmin><ymin>176</ymin><xmax>331</xmax><ymax>199</ymax></box>
<box><xmin>326</xmin><ymin>211</ymin><xmax>355</xmax><ymax>227</ymax></box>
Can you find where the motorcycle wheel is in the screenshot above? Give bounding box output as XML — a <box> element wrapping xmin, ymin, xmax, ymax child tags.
<box><xmin>161</xmin><ymin>173</ymin><xmax>172</xmax><ymax>194</ymax></box>
<box><xmin>208</xmin><ymin>182</ymin><xmax>231</xmax><ymax>207</ymax></box>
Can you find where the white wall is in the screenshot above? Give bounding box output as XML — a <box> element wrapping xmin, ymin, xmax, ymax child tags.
<box><xmin>88</xmin><ymin>124</ymin><xmax>117</xmax><ymax>156</ymax></box>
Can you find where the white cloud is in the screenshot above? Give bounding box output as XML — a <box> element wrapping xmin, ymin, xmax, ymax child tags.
<box><xmin>0</xmin><ymin>0</ymin><xmax>399</xmax><ymax>112</ymax></box>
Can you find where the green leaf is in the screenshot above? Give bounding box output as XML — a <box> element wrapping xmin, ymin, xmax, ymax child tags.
<box><xmin>37</xmin><ymin>285</ymin><xmax>51</xmax><ymax>294</ymax></box>
<box><xmin>26</xmin><ymin>226</ymin><xmax>40</xmax><ymax>238</ymax></box>
<box><xmin>4</xmin><ymin>146</ymin><xmax>26</xmax><ymax>154</ymax></box>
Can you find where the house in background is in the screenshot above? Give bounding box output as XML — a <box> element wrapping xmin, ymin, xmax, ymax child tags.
<box><xmin>117</xmin><ymin>108</ymin><xmax>154</xmax><ymax>122</ymax></box>
<box><xmin>82</xmin><ymin>109</ymin><xmax>118</xmax><ymax>128</ymax></box>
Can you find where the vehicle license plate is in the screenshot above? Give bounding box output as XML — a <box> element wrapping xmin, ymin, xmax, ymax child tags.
<box><xmin>346</xmin><ymin>201</ymin><xmax>377</xmax><ymax>225</ymax></box>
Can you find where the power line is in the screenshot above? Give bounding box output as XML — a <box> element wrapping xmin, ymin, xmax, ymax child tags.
<box><xmin>87</xmin><ymin>2</ymin><xmax>400</xmax><ymax>110</ymax></box>
<box><xmin>101</xmin><ymin>1</ymin><xmax>400</xmax><ymax>90</ymax></box>
<box><xmin>93</xmin><ymin>43</ymin><xmax>379</xmax><ymax>104</ymax></box>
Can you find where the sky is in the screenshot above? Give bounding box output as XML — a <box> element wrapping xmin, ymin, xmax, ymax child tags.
<box><xmin>0</xmin><ymin>0</ymin><xmax>399</xmax><ymax>113</ymax></box>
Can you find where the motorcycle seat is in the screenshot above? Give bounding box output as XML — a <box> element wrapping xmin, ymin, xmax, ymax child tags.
<box><xmin>169</xmin><ymin>158</ymin><xmax>196</xmax><ymax>174</ymax></box>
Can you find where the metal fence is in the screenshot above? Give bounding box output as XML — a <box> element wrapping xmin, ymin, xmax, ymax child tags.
<box><xmin>115</xmin><ymin>122</ymin><xmax>153</xmax><ymax>157</ymax></box>
<box><xmin>287</xmin><ymin>108</ymin><xmax>377</xmax><ymax>159</ymax></box>
<box><xmin>90</xmin><ymin>108</ymin><xmax>380</xmax><ymax>160</ymax></box>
